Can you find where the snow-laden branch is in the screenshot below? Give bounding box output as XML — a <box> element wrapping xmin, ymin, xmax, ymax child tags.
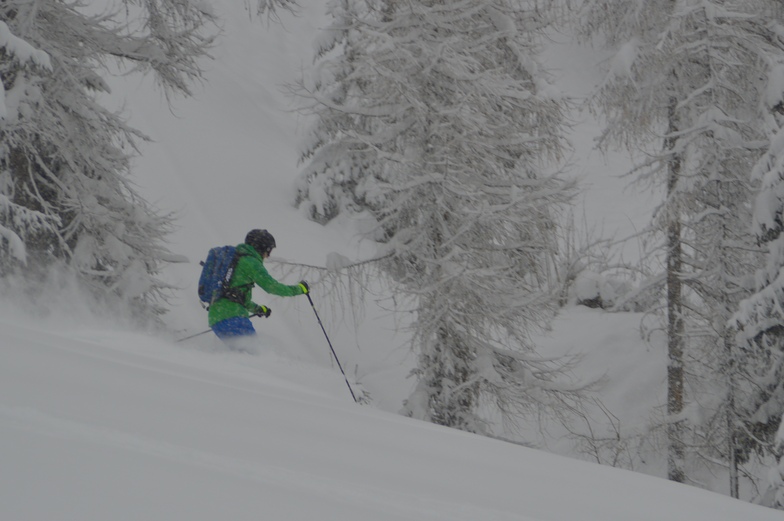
<box><xmin>0</xmin><ymin>21</ymin><xmax>51</xmax><ymax>70</ymax></box>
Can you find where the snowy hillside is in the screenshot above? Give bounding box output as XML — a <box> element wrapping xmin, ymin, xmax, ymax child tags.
<box><xmin>2</xmin><ymin>307</ymin><xmax>781</xmax><ymax>521</ymax></box>
<box><xmin>2</xmin><ymin>1</ymin><xmax>781</xmax><ymax>518</ymax></box>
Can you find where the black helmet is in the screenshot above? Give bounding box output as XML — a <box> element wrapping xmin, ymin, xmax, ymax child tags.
<box><xmin>245</xmin><ymin>229</ymin><xmax>276</xmax><ymax>256</ymax></box>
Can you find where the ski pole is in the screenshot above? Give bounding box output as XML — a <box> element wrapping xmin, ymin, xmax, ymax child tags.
<box><xmin>176</xmin><ymin>313</ymin><xmax>264</xmax><ymax>343</ymax></box>
<box><xmin>305</xmin><ymin>293</ymin><xmax>357</xmax><ymax>403</ymax></box>
<box><xmin>176</xmin><ymin>327</ymin><xmax>213</xmax><ymax>342</ymax></box>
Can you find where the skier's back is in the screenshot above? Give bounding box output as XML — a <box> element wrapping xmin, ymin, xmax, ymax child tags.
<box><xmin>208</xmin><ymin>229</ymin><xmax>308</xmax><ymax>348</ymax></box>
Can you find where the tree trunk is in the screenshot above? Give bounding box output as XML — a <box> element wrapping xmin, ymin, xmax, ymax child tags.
<box><xmin>727</xmin><ymin>354</ymin><xmax>740</xmax><ymax>498</ymax></box>
<box><xmin>665</xmin><ymin>96</ymin><xmax>685</xmax><ymax>484</ymax></box>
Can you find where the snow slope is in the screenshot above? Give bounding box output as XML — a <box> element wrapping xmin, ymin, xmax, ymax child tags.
<box><xmin>2</xmin><ymin>312</ymin><xmax>780</xmax><ymax>521</ymax></box>
<box><xmin>2</xmin><ymin>1</ymin><xmax>780</xmax><ymax>518</ymax></box>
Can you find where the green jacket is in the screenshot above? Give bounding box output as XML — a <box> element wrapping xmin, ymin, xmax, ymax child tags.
<box><xmin>207</xmin><ymin>243</ymin><xmax>305</xmax><ymax>327</ymax></box>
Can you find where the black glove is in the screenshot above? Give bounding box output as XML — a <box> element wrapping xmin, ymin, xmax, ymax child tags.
<box><xmin>298</xmin><ymin>280</ymin><xmax>310</xmax><ymax>295</ymax></box>
<box><xmin>253</xmin><ymin>304</ymin><xmax>271</xmax><ymax>318</ymax></box>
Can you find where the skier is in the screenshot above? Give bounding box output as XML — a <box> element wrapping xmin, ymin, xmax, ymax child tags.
<box><xmin>208</xmin><ymin>229</ymin><xmax>309</xmax><ymax>347</ymax></box>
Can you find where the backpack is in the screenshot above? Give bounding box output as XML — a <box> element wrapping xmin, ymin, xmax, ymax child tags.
<box><xmin>198</xmin><ymin>246</ymin><xmax>240</xmax><ymax>306</ymax></box>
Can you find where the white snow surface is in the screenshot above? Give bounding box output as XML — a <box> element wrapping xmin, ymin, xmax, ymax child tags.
<box><xmin>2</xmin><ymin>2</ymin><xmax>780</xmax><ymax>520</ymax></box>
<box><xmin>1</xmin><ymin>310</ymin><xmax>779</xmax><ymax>521</ymax></box>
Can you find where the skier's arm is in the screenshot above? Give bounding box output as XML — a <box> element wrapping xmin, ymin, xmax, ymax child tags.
<box><xmin>248</xmin><ymin>259</ymin><xmax>305</xmax><ymax>297</ymax></box>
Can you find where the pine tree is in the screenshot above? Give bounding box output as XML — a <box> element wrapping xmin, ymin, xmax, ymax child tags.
<box><xmin>0</xmin><ymin>0</ymin><xmax>214</xmax><ymax>320</ymax></box>
<box><xmin>734</xmin><ymin>122</ymin><xmax>784</xmax><ymax>491</ymax></box>
<box><xmin>576</xmin><ymin>0</ymin><xmax>780</xmax><ymax>491</ymax></box>
<box><xmin>295</xmin><ymin>0</ymin><xmax>380</xmax><ymax>225</ymax></box>
<box><xmin>769</xmin><ymin>421</ymin><xmax>784</xmax><ymax>509</ymax></box>
<box><xmin>297</xmin><ymin>0</ymin><xmax>582</xmax><ymax>434</ymax></box>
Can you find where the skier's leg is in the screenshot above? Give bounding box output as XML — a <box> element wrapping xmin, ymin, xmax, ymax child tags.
<box><xmin>212</xmin><ymin>316</ymin><xmax>258</xmax><ymax>353</ymax></box>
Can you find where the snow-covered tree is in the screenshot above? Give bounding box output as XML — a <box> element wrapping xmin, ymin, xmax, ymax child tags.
<box><xmin>294</xmin><ymin>0</ymin><xmax>380</xmax><ymax>225</ymax></box>
<box><xmin>296</xmin><ymin>0</ymin><xmax>583</xmax><ymax>434</ymax></box>
<box><xmin>767</xmin><ymin>419</ymin><xmax>784</xmax><ymax>509</ymax></box>
<box><xmin>576</xmin><ymin>0</ymin><xmax>781</xmax><ymax>491</ymax></box>
<box><xmin>734</xmin><ymin>121</ymin><xmax>784</xmax><ymax>491</ymax></box>
<box><xmin>0</xmin><ymin>1</ymin><xmax>214</xmax><ymax>320</ymax></box>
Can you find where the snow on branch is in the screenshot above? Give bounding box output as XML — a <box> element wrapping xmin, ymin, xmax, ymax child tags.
<box><xmin>0</xmin><ymin>193</ymin><xmax>62</xmax><ymax>264</ymax></box>
<box><xmin>750</xmin><ymin>128</ymin><xmax>784</xmax><ymax>242</ymax></box>
<box><xmin>0</xmin><ymin>21</ymin><xmax>51</xmax><ymax>71</ymax></box>
<box><xmin>0</xmin><ymin>21</ymin><xmax>51</xmax><ymax>122</ymax></box>
<box><xmin>0</xmin><ymin>223</ymin><xmax>26</xmax><ymax>263</ymax></box>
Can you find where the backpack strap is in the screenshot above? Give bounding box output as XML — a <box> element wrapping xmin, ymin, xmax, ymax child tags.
<box><xmin>220</xmin><ymin>252</ymin><xmax>252</xmax><ymax>306</ymax></box>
